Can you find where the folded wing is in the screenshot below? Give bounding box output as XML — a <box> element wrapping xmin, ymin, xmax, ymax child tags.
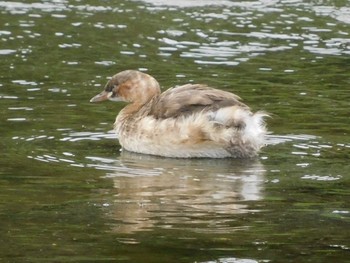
<box><xmin>149</xmin><ymin>84</ymin><xmax>249</xmax><ymax>119</ymax></box>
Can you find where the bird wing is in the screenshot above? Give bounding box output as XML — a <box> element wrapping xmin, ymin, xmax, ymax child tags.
<box><xmin>148</xmin><ymin>84</ymin><xmax>248</xmax><ymax>119</ymax></box>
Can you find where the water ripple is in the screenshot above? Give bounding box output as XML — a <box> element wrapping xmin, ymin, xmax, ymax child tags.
<box><xmin>60</xmin><ymin>131</ymin><xmax>117</xmax><ymax>142</ymax></box>
<box><xmin>200</xmin><ymin>257</ymin><xmax>260</xmax><ymax>263</ymax></box>
<box><xmin>313</xmin><ymin>6</ymin><xmax>350</xmax><ymax>24</ymax></box>
<box><xmin>1</xmin><ymin>0</ymin><xmax>348</xmax><ymax>62</ymax></box>
<box><xmin>0</xmin><ymin>49</ymin><xmax>16</xmax><ymax>55</ymax></box>
<box><xmin>301</xmin><ymin>174</ymin><xmax>342</xmax><ymax>181</ymax></box>
<box><xmin>265</xmin><ymin>134</ymin><xmax>317</xmax><ymax>145</ymax></box>
<box><xmin>0</xmin><ymin>1</ymin><xmax>67</xmax><ymax>13</ymax></box>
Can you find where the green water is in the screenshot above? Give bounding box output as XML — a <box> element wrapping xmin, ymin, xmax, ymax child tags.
<box><xmin>1</xmin><ymin>0</ymin><xmax>349</xmax><ymax>262</ymax></box>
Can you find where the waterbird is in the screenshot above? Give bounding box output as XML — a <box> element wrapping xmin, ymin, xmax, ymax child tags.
<box><xmin>90</xmin><ymin>70</ymin><xmax>268</xmax><ymax>158</ymax></box>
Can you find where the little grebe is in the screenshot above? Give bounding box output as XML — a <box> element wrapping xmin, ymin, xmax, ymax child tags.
<box><xmin>90</xmin><ymin>70</ymin><xmax>268</xmax><ymax>158</ymax></box>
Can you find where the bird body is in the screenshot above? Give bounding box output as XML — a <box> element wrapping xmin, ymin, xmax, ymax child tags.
<box><xmin>90</xmin><ymin>70</ymin><xmax>268</xmax><ymax>158</ymax></box>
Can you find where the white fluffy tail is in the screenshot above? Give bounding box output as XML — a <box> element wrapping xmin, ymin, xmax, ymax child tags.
<box><xmin>210</xmin><ymin>106</ymin><xmax>269</xmax><ymax>156</ymax></box>
<box><xmin>244</xmin><ymin>110</ymin><xmax>269</xmax><ymax>145</ymax></box>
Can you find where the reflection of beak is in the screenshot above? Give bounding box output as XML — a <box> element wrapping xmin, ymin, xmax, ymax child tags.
<box><xmin>90</xmin><ymin>91</ymin><xmax>112</xmax><ymax>102</ymax></box>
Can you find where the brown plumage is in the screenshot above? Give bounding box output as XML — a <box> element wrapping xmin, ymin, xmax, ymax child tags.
<box><xmin>149</xmin><ymin>84</ymin><xmax>249</xmax><ymax>119</ymax></box>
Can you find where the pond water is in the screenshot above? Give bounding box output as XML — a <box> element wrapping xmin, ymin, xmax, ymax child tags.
<box><xmin>1</xmin><ymin>0</ymin><xmax>349</xmax><ymax>262</ymax></box>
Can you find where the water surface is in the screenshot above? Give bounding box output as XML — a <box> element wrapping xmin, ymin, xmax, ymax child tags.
<box><xmin>0</xmin><ymin>0</ymin><xmax>349</xmax><ymax>262</ymax></box>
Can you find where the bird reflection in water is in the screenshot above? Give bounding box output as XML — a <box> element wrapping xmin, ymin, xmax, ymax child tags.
<box><xmin>98</xmin><ymin>151</ymin><xmax>266</xmax><ymax>234</ymax></box>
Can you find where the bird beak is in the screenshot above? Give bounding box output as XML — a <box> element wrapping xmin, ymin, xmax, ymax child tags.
<box><xmin>90</xmin><ymin>91</ymin><xmax>112</xmax><ymax>102</ymax></box>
